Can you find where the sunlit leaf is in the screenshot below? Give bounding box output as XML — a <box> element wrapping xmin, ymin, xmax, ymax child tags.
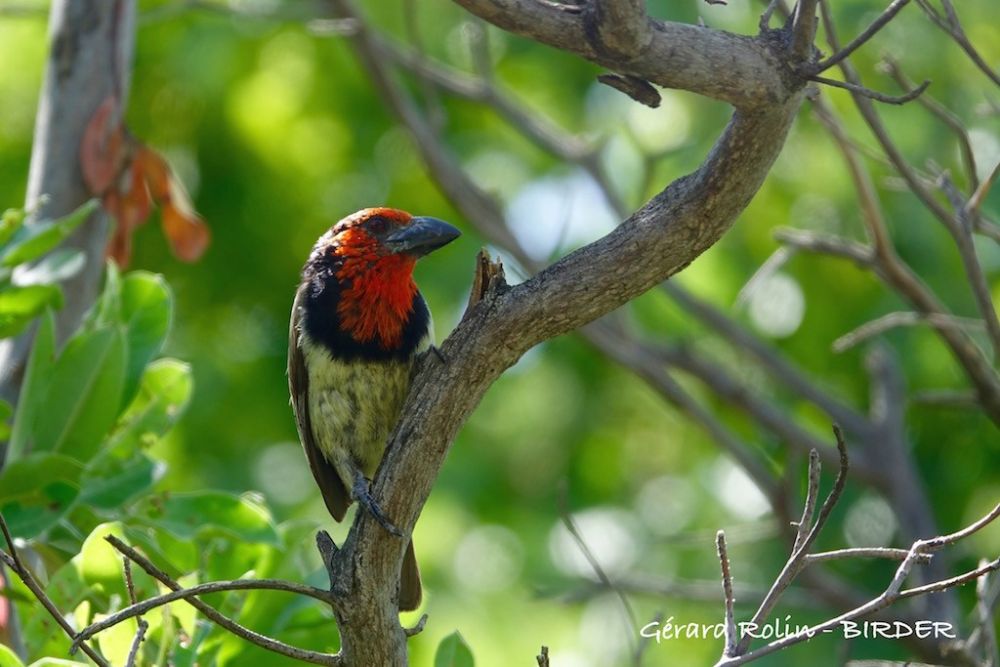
<box><xmin>0</xmin><ymin>208</ymin><xmax>25</xmax><ymax>247</ymax></box>
<box><xmin>79</xmin><ymin>522</ymin><xmax>129</xmax><ymax>598</ymax></box>
<box><xmin>0</xmin><ymin>285</ymin><xmax>62</xmax><ymax>338</ymax></box>
<box><xmin>135</xmin><ymin>491</ymin><xmax>280</xmax><ymax>545</ymax></box>
<box><xmin>7</xmin><ymin>310</ymin><xmax>55</xmax><ymax>463</ymax></box>
<box><xmin>118</xmin><ymin>271</ymin><xmax>172</xmax><ymax>408</ymax></box>
<box><xmin>93</xmin><ymin>613</ymin><xmax>138</xmax><ymax>667</ymax></box>
<box><xmin>0</xmin><ymin>200</ymin><xmax>97</xmax><ymax>267</ymax></box>
<box><xmin>34</xmin><ymin>326</ymin><xmax>126</xmax><ymax>460</ymax></box>
<box><xmin>13</xmin><ymin>249</ymin><xmax>85</xmax><ymax>287</ymax></box>
<box><xmin>435</xmin><ymin>631</ymin><xmax>475</xmax><ymax>667</ymax></box>
<box><xmin>0</xmin><ymin>643</ymin><xmax>26</xmax><ymax>667</ymax></box>
<box><xmin>112</xmin><ymin>358</ymin><xmax>192</xmax><ymax>450</ymax></box>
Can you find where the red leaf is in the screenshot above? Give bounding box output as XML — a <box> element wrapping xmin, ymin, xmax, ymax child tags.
<box><xmin>162</xmin><ymin>200</ymin><xmax>210</xmax><ymax>262</ymax></box>
<box><xmin>136</xmin><ymin>146</ymin><xmax>209</xmax><ymax>262</ymax></box>
<box><xmin>80</xmin><ymin>96</ymin><xmax>126</xmax><ymax>195</ymax></box>
<box><xmin>85</xmin><ymin>112</ymin><xmax>210</xmax><ymax>264</ymax></box>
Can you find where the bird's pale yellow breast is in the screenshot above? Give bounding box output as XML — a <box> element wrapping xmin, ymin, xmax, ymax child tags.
<box><xmin>300</xmin><ymin>332</ymin><xmax>418</xmax><ymax>479</ymax></box>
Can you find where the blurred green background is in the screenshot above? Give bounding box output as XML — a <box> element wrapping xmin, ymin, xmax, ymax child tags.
<box><xmin>2</xmin><ymin>0</ymin><xmax>1000</xmax><ymax>665</ymax></box>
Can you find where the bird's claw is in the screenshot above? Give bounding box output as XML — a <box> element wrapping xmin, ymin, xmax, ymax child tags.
<box><xmin>429</xmin><ymin>345</ymin><xmax>447</xmax><ymax>365</ymax></box>
<box><xmin>353</xmin><ymin>472</ymin><xmax>405</xmax><ymax>538</ymax></box>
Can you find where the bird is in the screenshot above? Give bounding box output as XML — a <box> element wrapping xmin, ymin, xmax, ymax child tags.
<box><xmin>288</xmin><ymin>207</ymin><xmax>460</xmax><ymax>612</ymax></box>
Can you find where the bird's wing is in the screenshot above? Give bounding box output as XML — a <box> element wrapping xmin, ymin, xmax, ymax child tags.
<box><xmin>289</xmin><ymin>286</ymin><xmax>350</xmax><ymax>521</ymax></box>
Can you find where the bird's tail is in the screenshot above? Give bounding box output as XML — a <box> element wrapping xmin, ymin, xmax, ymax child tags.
<box><xmin>399</xmin><ymin>539</ymin><xmax>422</xmax><ymax>611</ymax></box>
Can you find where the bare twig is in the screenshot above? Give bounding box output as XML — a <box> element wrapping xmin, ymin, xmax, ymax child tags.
<box><xmin>804</xmin><ymin>547</ymin><xmax>931</xmax><ymax>565</ymax></box>
<box><xmin>558</xmin><ymin>487</ymin><xmax>639</xmax><ymax>647</ymax></box>
<box><xmin>717</xmin><ymin>531</ymin><xmax>738</xmax><ymax>658</ymax></box>
<box><xmin>881</xmin><ymin>56</ymin><xmax>979</xmax><ymax>191</ymax></box>
<box><xmin>774</xmin><ymin>228</ymin><xmax>875</xmax><ymax>266</ymax></box>
<box><xmin>790</xmin><ymin>0</ymin><xmax>819</xmax><ymax>60</ymax></box>
<box><xmin>735</xmin><ymin>428</ymin><xmax>849</xmax><ymax>654</ymax></box>
<box><xmin>716</xmin><ymin>501</ymin><xmax>1000</xmax><ymax>665</ymax></box>
<box><xmin>403</xmin><ymin>613</ymin><xmax>428</xmax><ymax>638</ymax></box>
<box><xmin>537</xmin><ymin>645</ymin><xmax>550</xmax><ymax>667</ymax></box>
<box><xmin>663</xmin><ymin>284</ymin><xmax>874</xmax><ymax>438</ymax></box>
<box><xmin>915</xmin><ymin>0</ymin><xmax>1000</xmax><ymax>88</ymax></box>
<box><xmin>0</xmin><ymin>514</ymin><xmax>109</xmax><ymax>667</ymax></box>
<box><xmin>975</xmin><ymin>560</ymin><xmax>1000</xmax><ymax>667</ymax></box>
<box><xmin>121</xmin><ymin>557</ymin><xmax>148</xmax><ymax>667</ymax></box>
<box><xmin>73</xmin><ymin>577</ymin><xmax>335</xmax><ymax>647</ymax></box>
<box><xmin>810</xmin><ymin>75</ymin><xmax>930</xmax><ymax>105</ymax></box>
<box><xmin>792</xmin><ymin>450</ymin><xmax>821</xmax><ymax>553</ymax></box>
<box><xmin>104</xmin><ymin>536</ymin><xmax>341</xmax><ymax>666</ymax></box>
<box><xmin>813</xmin><ymin>0</ymin><xmax>912</xmax><ymax>73</ymax></box>
<box><xmin>833</xmin><ymin>311</ymin><xmax>987</xmax><ymax>352</ymax></box>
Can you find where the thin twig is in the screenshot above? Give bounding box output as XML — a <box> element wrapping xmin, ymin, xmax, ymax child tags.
<box><xmin>833</xmin><ymin>311</ymin><xmax>987</xmax><ymax>352</ymax></box>
<box><xmin>810</xmin><ymin>75</ymin><xmax>929</xmax><ymax>105</ymax></box>
<box><xmin>0</xmin><ymin>515</ymin><xmax>110</xmax><ymax>667</ymax></box>
<box><xmin>663</xmin><ymin>283</ymin><xmax>874</xmax><ymax>439</ymax></box>
<box><xmin>735</xmin><ymin>427</ymin><xmax>849</xmax><ymax>654</ymax></box>
<box><xmin>792</xmin><ymin>450</ymin><xmax>821</xmax><ymax>553</ymax></box>
<box><xmin>120</xmin><ymin>557</ymin><xmax>149</xmax><ymax>667</ymax></box>
<box><xmin>557</xmin><ymin>487</ymin><xmax>639</xmax><ymax>648</ymax></box>
<box><xmin>73</xmin><ymin>576</ymin><xmax>335</xmax><ymax>647</ymax></box>
<box><xmin>717</xmin><ymin>503</ymin><xmax>1000</xmax><ymax>666</ymax></box>
<box><xmin>976</xmin><ymin>560</ymin><xmax>1000</xmax><ymax>667</ymax></box>
<box><xmin>804</xmin><ymin>547</ymin><xmax>931</xmax><ymax>565</ymax></box>
<box><xmin>790</xmin><ymin>0</ymin><xmax>819</xmax><ymax>60</ymax></box>
<box><xmin>915</xmin><ymin>0</ymin><xmax>1000</xmax><ymax>88</ymax></box>
<box><xmin>403</xmin><ymin>613</ymin><xmax>428</xmax><ymax>637</ymax></box>
<box><xmin>881</xmin><ymin>56</ymin><xmax>978</xmax><ymax>191</ymax></box>
<box><xmin>104</xmin><ymin>536</ymin><xmax>341</xmax><ymax>666</ymax></box>
<box><xmin>813</xmin><ymin>0</ymin><xmax>911</xmax><ymax>73</ymax></box>
<box><xmin>717</xmin><ymin>531</ymin><xmax>737</xmax><ymax>658</ymax></box>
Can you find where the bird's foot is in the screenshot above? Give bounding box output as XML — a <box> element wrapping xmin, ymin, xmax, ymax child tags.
<box><xmin>429</xmin><ymin>345</ymin><xmax>447</xmax><ymax>364</ymax></box>
<box><xmin>352</xmin><ymin>471</ymin><xmax>405</xmax><ymax>538</ymax></box>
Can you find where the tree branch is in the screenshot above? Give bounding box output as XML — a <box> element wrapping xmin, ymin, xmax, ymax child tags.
<box><xmin>449</xmin><ymin>0</ymin><xmax>793</xmax><ymax>109</ymax></box>
<box><xmin>316</xmin><ymin>0</ymin><xmax>808</xmax><ymax>662</ymax></box>
<box><xmin>105</xmin><ymin>536</ymin><xmax>341</xmax><ymax>667</ymax></box>
<box><xmin>0</xmin><ymin>0</ymin><xmax>137</xmax><ymax>412</ymax></box>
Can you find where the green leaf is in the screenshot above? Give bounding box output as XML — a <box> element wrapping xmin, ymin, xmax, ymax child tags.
<box><xmin>34</xmin><ymin>325</ymin><xmax>127</xmax><ymax>460</ymax></box>
<box><xmin>80</xmin><ymin>453</ymin><xmax>160</xmax><ymax>509</ymax></box>
<box><xmin>7</xmin><ymin>309</ymin><xmax>55</xmax><ymax>462</ymax></box>
<box><xmin>435</xmin><ymin>631</ymin><xmax>475</xmax><ymax>667</ymax></box>
<box><xmin>0</xmin><ymin>285</ymin><xmax>63</xmax><ymax>337</ymax></box>
<box><xmin>0</xmin><ymin>453</ymin><xmax>83</xmax><ymax>538</ymax></box>
<box><xmin>0</xmin><ymin>644</ymin><xmax>26</xmax><ymax>667</ymax></box>
<box><xmin>0</xmin><ymin>398</ymin><xmax>12</xmax><ymax>442</ymax></box>
<box><xmin>112</xmin><ymin>358</ymin><xmax>193</xmax><ymax>449</ymax></box>
<box><xmin>79</xmin><ymin>522</ymin><xmax>129</xmax><ymax>597</ymax></box>
<box><xmin>0</xmin><ymin>453</ymin><xmax>84</xmax><ymax>503</ymax></box>
<box><xmin>82</xmin><ymin>261</ymin><xmax>121</xmax><ymax>332</ymax></box>
<box><xmin>136</xmin><ymin>492</ymin><xmax>280</xmax><ymax>545</ymax></box>
<box><xmin>0</xmin><ymin>199</ymin><xmax>97</xmax><ymax>267</ymax></box>
<box><xmin>13</xmin><ymin>249</ymin><xmax>85</xmax><ymax>286</ymax></box>
<box><xmin>118</xmin><ymin>271</ymin><xmax>173</xmax><ymax>408</ymax></box>
<box><xmin>93</xmin><ymin>614</ymin><xmax>139</xmax><ymax>667</ymax></box>
<box><xmin>0</xmin><ymin>207</ymin><xmax>25</xmax><ymax>247</ymax></box>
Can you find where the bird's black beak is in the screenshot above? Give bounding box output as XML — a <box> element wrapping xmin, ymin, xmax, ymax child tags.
<box><xmin>385</xmin><ymin>216</ymin><xmax>461</xmax><ymax>257</ymax></box>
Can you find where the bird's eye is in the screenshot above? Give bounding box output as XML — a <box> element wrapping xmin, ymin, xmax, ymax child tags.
<box><xmin>368</xmin><ymin>217</ymin><xmax>389</xmax><ymax>234</ymax></box>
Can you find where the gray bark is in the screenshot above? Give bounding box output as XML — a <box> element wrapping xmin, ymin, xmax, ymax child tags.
<box><xmin>323</xmin><ymin>1</ymin><xmax>812</xmax><ymax>664</ymax></box>
<box><xmin>0</xmin><ymin>1</ymin><xmax>135</xmax><ymax>659</ymax></box>
<box><xmin>0</xmin><ymin>0</ymin><xmax>136</xmax><ymax>408</ymax></box>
